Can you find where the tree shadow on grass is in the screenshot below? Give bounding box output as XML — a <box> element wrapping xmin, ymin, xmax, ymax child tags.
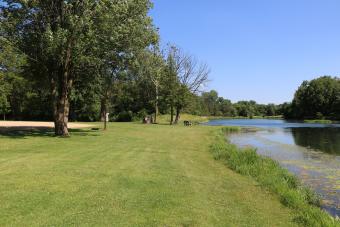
<box><xmin>0</xmin><ymin>127</ymin><xmax>101</xmax><ymax>139</ymax></box>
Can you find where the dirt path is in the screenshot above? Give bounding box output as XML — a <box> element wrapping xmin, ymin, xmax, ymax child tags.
<box><xmin>0</xmin><ymin>121</ymin><xmax>94</xmax><ymax>129</ymax></box>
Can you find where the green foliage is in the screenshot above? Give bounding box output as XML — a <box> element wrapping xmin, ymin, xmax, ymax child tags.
<box><xmin>163</xmin><ymin>46</ymin><xmax>182</xmax><ymax>105</ymax></box>
<box><xmin>0</xmin><ymin>74</ymin><xmax>11</xmax><ymax>117</ymax></box>
<box><xmin>304</xmin><ymin>119</ymin><xmax>332</xmax><ymax>124</ymax></box>
<box><xmin>210</xmin><ymin>128</ymin><xmax>339</xmax><ymax>226</ymax></box>
<box><xmin>201</xmin><ymin>90</ymin><xmax>220</xmax><ymax>115</ymax></box>
<box><xmin>115</xmin><ymin>111</ymin><xmax>134</xmax><ymax>122</ymax></box>
<box><xmin>0</xmin><ymin>0</ymin><xmax>163</xmax><ymax>123</ymax></box>
<box><xmin>288</xmin><ymin>76</ymin><xmax>340</xmax><ymax>120</ymax></box>
<box><xmin>0</xmin><ymin>38</ymin><xmax>27</xmax><ymax>119</ymax></box>
<box><xmin>234</xmin><ymin>101</ymin><xmax>257</xmax><ymax>117</ymax></box>
<box><xmin>1</xmin><ymin>0</ymin><xmax>158</xmax><ymax>132</ymax></box>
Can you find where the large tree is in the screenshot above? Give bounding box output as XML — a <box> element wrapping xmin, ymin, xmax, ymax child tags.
<box><xmin>96</xmin><ymin>1</ymin><xmax>158</xmax><ymax>126</ymax></box>
<box><xmin>175</xmin><ymin>53</ymin><xmax>209</xmax><ymax>123</ymax></box>
<box><xmin>1</xmin><ymin>0</ymin><xmax>157</xmax><ymax>136</ymax></box>
<box><xmin>163</xmin><ymin>45</ymin><xmax>210</xmax><ymax>124</ymax></box>
<box><xmin>292</xmin><ymin>76</ymin><xmax>340</xmax><ymax>119</ymax></box>
<box><xmin>201</xmin><ymin>90</ymin><xmax>219</xmax><ymax>116</ymax></box>
<box><xmin>133</xmin><ymin>47</ymin><xmax>165</xmax><ymax>123</ymax></box>
<box><xmin>162</xmin><ymin>46</ymin><xmax>182</xmax><ymax>125</ymax></box>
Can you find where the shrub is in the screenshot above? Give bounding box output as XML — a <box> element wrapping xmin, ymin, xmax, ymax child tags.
<box><xmin>316</xmin><ymin>112</ymin><xmax>324</xmax><ymax>120</ymax></box>
<box><xmin>134</xmin><ymin>109</ymin><xmax>149</xmax><ymax>121</ymax></box>
<box><xmin>116</xmin><ymin>111</ymin><xmax>133</xmax><ymax>122</ymax></box>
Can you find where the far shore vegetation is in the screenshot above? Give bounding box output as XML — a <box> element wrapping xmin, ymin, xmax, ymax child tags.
<box><xmin>303</xmin><ymin>119</ymin><xmax>334</xmax><ymax>124</ymax></box>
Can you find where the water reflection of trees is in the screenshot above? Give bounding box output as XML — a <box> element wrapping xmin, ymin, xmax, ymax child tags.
<box><xmin>291</xmin><ymin>128</ymin><xmax>340</xmax><ymax>155</ymax></box>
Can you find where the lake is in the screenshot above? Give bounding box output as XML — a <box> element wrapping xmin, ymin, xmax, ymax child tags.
<box><xmin>205</xmin><ymin>119</ymin><xmax>340</xmax><ymax>217</ymax></box>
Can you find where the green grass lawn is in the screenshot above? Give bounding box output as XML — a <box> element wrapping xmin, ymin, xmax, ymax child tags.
<box><xmin>0</xmin><ymin>123</ymin><xmax>298</xmax><ymax>226</ymax></box>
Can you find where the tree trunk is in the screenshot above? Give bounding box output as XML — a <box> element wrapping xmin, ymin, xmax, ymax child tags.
<box><xmin>154</xmin><ymin>86</ymin><xmax>159</xmax><ymax>124</ymax></box>
<box><xmin>100</xmin><ymin>88</ymin><xmax>111</xmax><ymax>130</ymax></box>
<box><xmin>3</xmin><ymin>113</ymin><xmax>5</xmax><ymax>121</ymax></box>
<box><xmin>174</xmin><ymin>107</ymin><xmax>181</xmax><ymax>124</ymax></box>
<box><xmin>104</xmin><ymin>108</ymin><xmax>107</xmax><ymax>131</ymax></box>
<box><xmin>53</xmin><ymin>74</ymin><xmax>72</xmax><ymax>137</ymax></box>
<box><xmin>100</xmin><ymin>98</ymin><xmax>107</xmax><ymax>122</ymax></box>
<box><xmin>53</xmin><ymin>38</ymin><xmax>74</xmax><ymax>137</ymax></box>
<box><xmin>154</xmin><ymin>104</ymin><xmax>158</xmax><ymax>124</ymax></box>
<box><xmin>54</xmin><ymin>94</ymin><xmax>70</xmax><ymax>136</ymax></box>
<box><xmin>102</xmin><ymin>98</ymin><xmax>108</xmax><ymax>130</ymax></box>
<box><xmin>170</xmin><ymin>104</ymin><xmax>174</xmax><ymax>125</ymax></box>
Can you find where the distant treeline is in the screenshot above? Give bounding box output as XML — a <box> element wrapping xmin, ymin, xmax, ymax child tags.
<box><xmin>186</xmin><ymin>76</ymin><xmax>340</xmax><ymax>120</ymax></box>
<box><xmin>183</xmin><ymin>90</ymin><xmax>284</xmax><ymax>118</ymax></box>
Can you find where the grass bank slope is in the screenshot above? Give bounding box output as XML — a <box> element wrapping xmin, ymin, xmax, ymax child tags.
<box><xmin>0</xmin><ymin>123</ymin><xmax>296</xmax><ymax>226</ymax></box>
<box><xmin>211</xmin><ymin>128</ymin><xmax>339</xmax><ymax>227</ymax></box>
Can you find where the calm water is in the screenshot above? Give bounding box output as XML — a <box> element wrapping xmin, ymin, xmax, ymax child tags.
<box><xmin>205</xmin><ymin>119</ymin><xmax>340</xmax><ymax>217</ymax></box>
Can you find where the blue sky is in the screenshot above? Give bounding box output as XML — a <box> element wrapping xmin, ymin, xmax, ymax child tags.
<box><xmin>150</xmin><ymin>0</ymin><xmax>340</xmax><ymax>104</ymax></box>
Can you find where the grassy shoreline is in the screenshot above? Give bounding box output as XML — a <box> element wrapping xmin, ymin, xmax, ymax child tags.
<box><xmin>211</xmin><ymin>127</ymin><xmax>339</xmax><ymax>226</ymax></box>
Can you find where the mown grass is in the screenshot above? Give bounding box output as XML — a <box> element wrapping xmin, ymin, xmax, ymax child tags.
<box><xmin>0</xmin><ymin>123</ymin><xmax>299</xmax><ymax>226</ymax></box>
<box><xmin>210</xmin><ymin>127</ymin><xmax>340</xmax><ymax>227</ymax></box>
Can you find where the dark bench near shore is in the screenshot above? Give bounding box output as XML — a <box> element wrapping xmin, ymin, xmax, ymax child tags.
<box><xmin>184</xmin><ymin>121</ymin><xmax>192</xmax><ymax>126</ymax></box>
